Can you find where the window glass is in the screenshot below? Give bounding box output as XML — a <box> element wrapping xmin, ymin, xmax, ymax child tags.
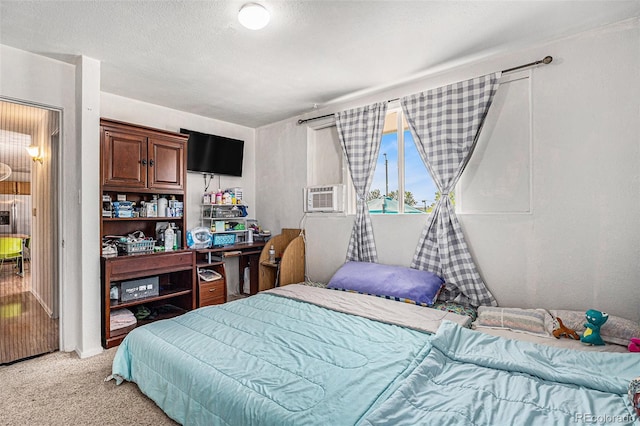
<box><xmin>404</xmin><ymin>130</ymin><xmax>438</xmax><ymax>213</ymax></box>
<box><xmin>368</xmin><ymin>110</ymin><xmax>436</xmax><ymax>214</ymax></box>
<box><xmin>369</xmin><ymin>129</ymin><xmax>399</xmax><ymax>213</ymax></box>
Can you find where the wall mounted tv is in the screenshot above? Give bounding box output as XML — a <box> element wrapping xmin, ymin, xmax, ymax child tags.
<box><xmin>180</xmin><ymin>128</ymin><xmax>244</xmax><ymax>177</ymax></box>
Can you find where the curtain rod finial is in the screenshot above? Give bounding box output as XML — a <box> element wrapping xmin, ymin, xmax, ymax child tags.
<box><xmin>543</xmin><ymin>56</ymin><xmax>553</xmax><ymax>64</ymax></box>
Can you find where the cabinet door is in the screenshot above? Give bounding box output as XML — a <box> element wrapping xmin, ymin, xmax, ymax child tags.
<box><xmin>148</xmin><ymin>136</ymin><xmax>185</xmax><ymax>191</ymax></box>
<box><xmin>102</xmin><ymin>128</ymin><xmax>148</xmax><ymax>189</ymax></box>
<box><xmin>16</xmin><ymin>182</ymin><xmax>31</xmax><ymax>195</ymax></box>
<box><xmin>0</xmin><ymin>181</ymin><xmax>16</xmax><ymax>194</ymax></box>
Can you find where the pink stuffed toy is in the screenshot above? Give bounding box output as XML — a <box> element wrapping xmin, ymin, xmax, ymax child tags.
<box><xmin>629</xmin><ymin>338</ymin><xmax>640</xmax><ymax>353</ymax></box>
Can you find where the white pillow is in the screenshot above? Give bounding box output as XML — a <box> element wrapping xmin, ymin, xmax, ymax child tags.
<box><xmin>474</xmin><ymin>307</ymin><xmax>553</xmax><ymax>337</ymax></box>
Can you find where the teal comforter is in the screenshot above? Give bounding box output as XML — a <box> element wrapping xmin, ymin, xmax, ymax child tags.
<box><xmin>111</xmin><ymin>293</ymin><xmax>432</xmax><ymax>425</ymax></box>
<box><xmin>361</xmin><ymin>320</ymin><xmax>639</xmax><ymax>426</ymax></box>
<box><xmin>112</xmin><ymin>292</ymin><xmax>639</xmax><ymax>426</ymax></box>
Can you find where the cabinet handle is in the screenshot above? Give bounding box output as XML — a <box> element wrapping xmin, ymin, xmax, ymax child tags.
<box><xmin>141</xmin><ymin>159</ymin><xmax>147</xmax><ymax>166</ymax></box>
<box><xmin>149</xmin><ymin>159</ymin><xmax>154</xmax><ymax>167</ymax></box>
<box><xmin>209</xmin><ymin>288</ymin><xmax>216</xmax><ymax>292</ymax></box>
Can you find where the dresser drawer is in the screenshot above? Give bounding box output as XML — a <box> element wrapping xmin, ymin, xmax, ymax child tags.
<box><xmin>199</xmin><ymin>279</ymin><xmax>225</xmax><ymax>307</ymax></box>
<box><xmin>109</xmin><ymin>251</ymin><xmax>193</xmax><ymax>279</ymax></box>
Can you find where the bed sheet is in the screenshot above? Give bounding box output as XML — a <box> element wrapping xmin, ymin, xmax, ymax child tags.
<box><xmin>111</xmin><ymin>291</ymin><xmax>434</xmax><ymax>425</ymax></box>
<box><xmin>362</xmin><ymin>320</ymin><xmax>639</xmax><ymax>426</ymax></box>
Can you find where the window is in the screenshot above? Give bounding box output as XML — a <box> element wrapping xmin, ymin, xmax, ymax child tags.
<box><xmin>368</xmin><ymin>108</ymin><xmax>437</xmax><ymax>214</ymax></box>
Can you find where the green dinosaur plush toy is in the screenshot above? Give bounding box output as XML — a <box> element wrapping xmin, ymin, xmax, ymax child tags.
<box><xmin>580</xmin><ymin>309</ymin><xmax>609</xmax><ymax>346</ymax></box>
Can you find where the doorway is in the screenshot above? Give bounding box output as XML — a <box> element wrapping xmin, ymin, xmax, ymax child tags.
<box><xmin>0</xmin><ymin>99</ymin><xmax>60</xmax><ymax>364</ymax></box>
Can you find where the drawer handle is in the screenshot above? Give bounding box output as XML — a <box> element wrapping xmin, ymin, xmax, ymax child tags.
<box><xmin>208</xmin><ymin>288</ymin><xmax>216</xmax><ymax>292</ymax></box>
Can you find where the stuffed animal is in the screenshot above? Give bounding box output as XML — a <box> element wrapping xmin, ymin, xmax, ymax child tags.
<box><xmin>552</xmin><ymin>317</ymin><xmax>580</xmax><ymax>340</ymax></box>
<box><xmin>629</xmin><ymin>376</ymin><xmax>640</xmax><ymax>416</ymax></box>
<box><xmin>629</xmin><ymin>337</ymin><xmax>640</xmax><ymax>353</ymax></box>
<box><xmin>580</xmin><ymin>309</ymin><xmax>609</xmax><ymax>346</ymax></box>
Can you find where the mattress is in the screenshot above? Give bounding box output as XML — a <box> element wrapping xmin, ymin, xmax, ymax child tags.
<box><xmin>110</xmin><ymin>284</ymin><xmax>639</xmax><ymax>425</ymax></box>
<box><xmin>111</xmin><ymin>286</ymin><xmax>451</xmax><ymax>425</ymax></box>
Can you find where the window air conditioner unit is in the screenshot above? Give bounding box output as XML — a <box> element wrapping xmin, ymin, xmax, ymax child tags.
<box><xmin>304</xmin><ymin>185</ymin><xmax>344</xmax><ymax>213</ymax></box>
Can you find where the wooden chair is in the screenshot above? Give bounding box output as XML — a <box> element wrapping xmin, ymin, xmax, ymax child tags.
<box><xmin>0</xmin><ymin>237</ymin><xmax>24</xmax><ymax>276</ymax></box>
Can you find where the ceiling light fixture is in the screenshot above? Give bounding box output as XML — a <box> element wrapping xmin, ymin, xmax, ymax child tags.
<box><xmin>0</xmin><ymin>162</ymin><xmax>11</xmax><ymax>181</ymax></box>
<box><xmin>238</xmin><ymin>3</ymin><xmax>270</xmax><ymax>30</ymax></box>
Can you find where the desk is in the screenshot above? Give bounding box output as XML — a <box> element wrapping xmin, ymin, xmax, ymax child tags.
<box><xmin>195</xmin><ymin>242</ymin><xmax>266</xmax><ymax>296</ymax></box>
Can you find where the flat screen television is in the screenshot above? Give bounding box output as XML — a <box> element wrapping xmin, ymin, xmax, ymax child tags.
<box><xmin>181</xmin><ymin>128</ymin><xmax>244</xmax><ymax>177</ymax></box>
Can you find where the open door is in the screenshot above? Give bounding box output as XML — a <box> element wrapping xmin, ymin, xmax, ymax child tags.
<box><xmin>0</xmin><ymin>99</ymin><xmax>60</xmax><ymax>364</ymax></box>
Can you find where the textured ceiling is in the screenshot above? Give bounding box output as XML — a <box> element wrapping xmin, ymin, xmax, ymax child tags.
<box><xmin>1</xmin><ymin>1</ymin><xmax>639</xmax><ymax>128</ymax></box>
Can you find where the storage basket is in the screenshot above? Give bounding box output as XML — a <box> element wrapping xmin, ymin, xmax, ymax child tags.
<box><xmin>212</xmin><ymin>233</ymin><xmax>236</xmax><ymax>247</ymax></box>
<box><xmin>116</xmin><ymin>239</ymin><xmax>156</xmax><ymax>254</ymax></box>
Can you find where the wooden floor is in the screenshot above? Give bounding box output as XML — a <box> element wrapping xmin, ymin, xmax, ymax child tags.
<box><xmin>0</xmin><ymin>261</ymin><xmax>59</xmax><ymax>365</ymax></box>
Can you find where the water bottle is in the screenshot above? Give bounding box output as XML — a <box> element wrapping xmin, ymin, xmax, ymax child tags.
<box><xmin>164</xmin><ymin>226</ymin><xmax>175</xmax><ymax>251</ymax></box>
<box><xmin>268</xmin><ymin>245</ymin><xmax>276</xmax><ymax>264</ymax></box>
<box><xmin>158</xmin><ymin>195</ymin><xmax>168</xmax><ymax>217</ymax></box>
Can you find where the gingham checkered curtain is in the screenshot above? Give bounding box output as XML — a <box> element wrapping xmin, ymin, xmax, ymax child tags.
<box><xmin>401</xmin><ymin>74</ymin><xmax>499</xmax><ymax>307</ymax></box>
<box><xmin>335</xmin><ymin>102</ymin><xmax>387</xmax><ymax>262</ymax></box>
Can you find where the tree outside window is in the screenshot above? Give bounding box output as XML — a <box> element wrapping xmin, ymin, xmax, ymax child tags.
<box><xmin>368</xmin><ymin>109</ymin><xmax>442</xmax><ymax>214</ymax></box>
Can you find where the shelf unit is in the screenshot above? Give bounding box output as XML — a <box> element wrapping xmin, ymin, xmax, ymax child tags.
<box><xmin>200</xmin><ymin>204</ymin><xmax>254</xmax><ymax>244</ymax></box>
<box><xmin>101</xmin><ymin>250</ymin><xmax>196</xmax><ymax>348</ymax></box>
<box><xmin>99</xmin><ymin>118</ymin><xmax>194</xmax><ymax>348</ymax></box>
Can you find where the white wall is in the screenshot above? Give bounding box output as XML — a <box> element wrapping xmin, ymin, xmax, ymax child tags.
<box><xmin>256</xmin><ymin>19</ymin><xmax>640</xmax><ymax>322</ymax></box>
<box><xmin>76</xmin><ymin>55</ymin><xmax>102</xmax><ymax>357</ymax></box>
<box><xmin>100</xmin><ymin>93</ymin><xmax>256</xmax><ymax>294</ymax></box>
<box><xmin>0</xmin><ymin>44</ymin><xmax>93</xmax><ymax>354</ymax></box>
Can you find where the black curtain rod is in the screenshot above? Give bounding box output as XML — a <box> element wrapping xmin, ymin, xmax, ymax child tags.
<box><xmin>297</xmin><ymin>55</ymin><xmax>553</xmax><ymax>125</ymax></box>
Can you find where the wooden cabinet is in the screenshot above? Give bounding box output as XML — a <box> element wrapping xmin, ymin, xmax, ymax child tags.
<box><xmin>101</xmin><ymin>118</ymin><xmax>185</xmax><ymax>192</ymax></box>
<box><xmin>196</xmin><ymin>261</ymin><xmax>227</xmax><ymax>307</ymax></box>
<box><xmin>0</xmin><ymin>181</ymin><xmax>31</xmax><ymax>195</ymax></box>
<box><xmin>101</xmin><ymin>250</ymin><xmax>196</xmax><ymax>348</ymax></box>
<box><xmin>193</xmin><ymin>249</ymin><xmax>228</xmax><ymax>307</ymax></box>
<box><xmin>100</xmin><ymin>118</ymin><xmax>192</xmax><ymax>348</ymax></box>
<box><xmin>16</xmin><ymin>182</ymin><xmax>30</xmax><ymax>195</ymax></box>
<box><xmin>100</xmin><ymin>118</ymin><xmax>188</xmax><ymax>252</ymax></box>
<box><xmin>0</xmin><ymin>181</ymin><xmax>13</xmax><ymax>194</ymax></box>
<box><xmin>258</xmin><ymin>228</ymin><xmax>305</xmax><ymax>291</ymax></box>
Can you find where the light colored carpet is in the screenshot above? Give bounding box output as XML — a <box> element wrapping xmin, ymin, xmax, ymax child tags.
<box><xmin>0</xmin><ymin>348</ymin><xmax>178</xmax><ymax>425</ymax></box>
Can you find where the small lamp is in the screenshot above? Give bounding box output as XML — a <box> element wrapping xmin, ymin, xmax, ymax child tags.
<box><xmin>238</xmin><ymin>3</ymin><xmax>270</xmax><ymax>30</ymax></box>
<box><xmin>26</xmin><ymin>145</ymin><xmax>43</xmax><ymax>164</ymax></box>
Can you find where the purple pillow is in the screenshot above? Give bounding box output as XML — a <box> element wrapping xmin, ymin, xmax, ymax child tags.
<box><xmin>327</xmin><ymin>261</ymin><xmax>444</xmax><ymax>306</ymax></box>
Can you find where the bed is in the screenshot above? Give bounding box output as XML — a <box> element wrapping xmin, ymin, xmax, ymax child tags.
<box><xmin>110</xmin><ymin>283</ymin><xmax>640</xmax><ymax>425</ymax></box>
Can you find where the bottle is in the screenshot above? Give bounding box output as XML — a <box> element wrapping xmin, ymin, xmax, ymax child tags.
<box><xmin>215</xmin><ymin>189</ymin><xmax>223</xmax><ymax>205</ymax></box>
<box><xmin>157</xmin><ymin>195</ymin><xmax>168</xmax><ymax>217</ymax></box>
<box><xmin>268</xmin><ymin>245</ymin><xmax>276</xmax><ymax>264</ymax></box>
<box><xmin>164</xmin><ymin>226</ymin><xmax>174</xmax><ymax>251</ymax></box>
<box><xmin>172</xmin><ymin>225</ymin><xmax>178</xmax><ymax>251</ymax></box>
